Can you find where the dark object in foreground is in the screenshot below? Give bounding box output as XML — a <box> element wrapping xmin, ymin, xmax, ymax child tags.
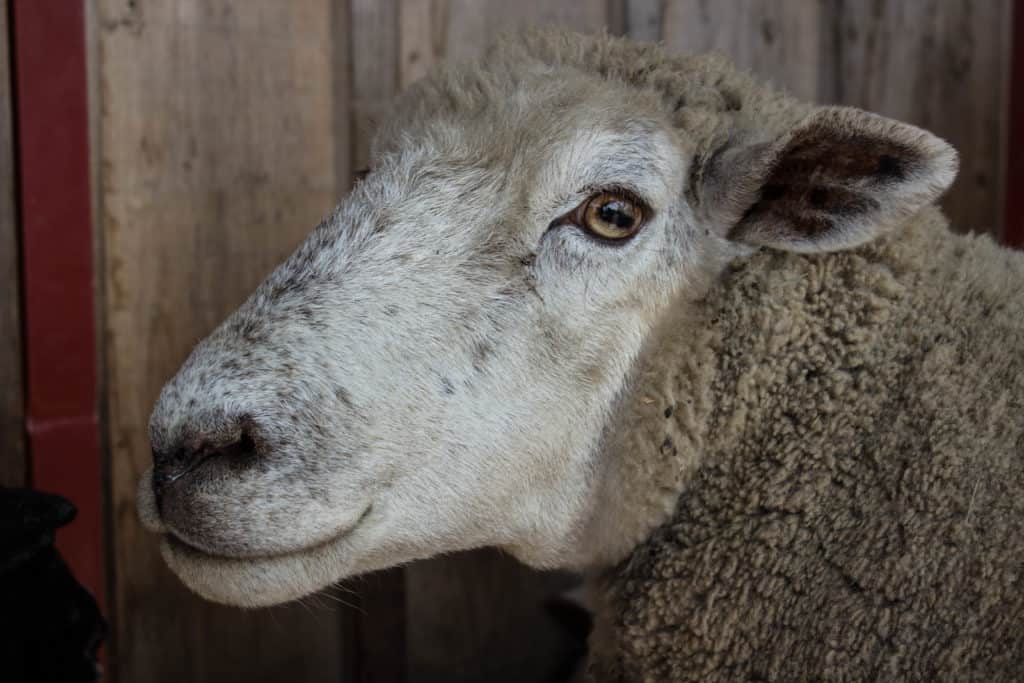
<box><xmin>0</xmin><ymin>487</ymin><xmax>107</xmax><ymax>683</ymax></box>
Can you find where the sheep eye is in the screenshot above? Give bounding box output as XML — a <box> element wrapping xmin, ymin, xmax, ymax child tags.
<box><xmin>578</xmin><ymin>191</ymin><xmax>646</xmax><ymax>241</ymax></box>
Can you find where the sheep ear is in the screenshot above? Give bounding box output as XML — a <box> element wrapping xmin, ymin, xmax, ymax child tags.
<box><xmin>704</xmin><ymin>107</ymin><xmax>958</xmax><ymax>253</ymax></box>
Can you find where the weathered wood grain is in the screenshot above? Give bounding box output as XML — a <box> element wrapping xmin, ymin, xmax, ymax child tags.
<box><xmin>657</xmin><ymin>0</ymin><xmax>832</xmax><ymax>102</ymax></box>
<box><xmin>97</xmin><ymin>2</ymin><xmax>346</xmax><ymax>681</ymax></box>
<box><xmin>438</xmin><ymin>0</ymin><xmax>613</xmax><ymax>64</ymax></box>
<box><xmin>624</xmin><ymin>0</ymin><xmax>664</xmax><ymax>43</ymax></box>
<box><xmin>351</xmin><ymin>0</ymin><xmax>400</xmax><ymax>173</ymax></box>
<box><xmin>0</xmin><ymin>0</ymin><xmax>25</xmax><ymax>488</ymax></box>
<box><xmin>396</xmin><ymin>0</ymin><xmax>614</xmax><ymax>82</ymax></box>
<box><xmin>332</xmin><ymin>0</ymin><xmax>355</xmax><ymax>202</ymax></box>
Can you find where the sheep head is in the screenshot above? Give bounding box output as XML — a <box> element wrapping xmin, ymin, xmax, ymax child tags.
<box><xmin>138</xmin><ymin>32</ymin><xmax>957</xmax><ymax>607</ymax></box>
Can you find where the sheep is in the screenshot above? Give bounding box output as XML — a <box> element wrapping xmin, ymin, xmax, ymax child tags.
<box><xmin>136</xmin><ymin>30</ymin><xmax>1024</xmax><ymax>680</ymax></box>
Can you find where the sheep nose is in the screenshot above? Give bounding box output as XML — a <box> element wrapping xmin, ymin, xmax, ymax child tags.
<box><xmin>152</xmin><ymin>426</ymin><xmax>257</xmax><ymax>498</ymax></box>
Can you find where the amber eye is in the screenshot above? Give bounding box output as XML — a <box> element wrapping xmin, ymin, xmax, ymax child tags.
<box><xmin>579</xmin><ymin>192</ymin><xmax>646</xmax><ymax>241</ymax></box>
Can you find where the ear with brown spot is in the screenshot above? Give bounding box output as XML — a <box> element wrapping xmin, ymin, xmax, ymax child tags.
<box><xmin>702</xmin><ymin>106</ymin><xmax>958</xmax><ymax>253</ymax></box>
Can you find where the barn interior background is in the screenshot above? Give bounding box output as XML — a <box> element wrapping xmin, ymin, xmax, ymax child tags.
<box><xmin>1</xmin><ymin>1</ymin><xmax>1021</xmax><ymax>682</ymax></box>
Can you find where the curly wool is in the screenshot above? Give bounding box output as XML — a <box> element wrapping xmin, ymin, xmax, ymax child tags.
<box><xmin>588</xmin><ymin>206</ymin><xmax>1024</xmax><ymax>681</ymax></box>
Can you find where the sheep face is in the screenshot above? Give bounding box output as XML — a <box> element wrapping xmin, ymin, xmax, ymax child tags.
<box><xmin>138</xmin><ymin>36</ymin><xmax>956</xmax><ymax>607</ymax></box>
<box><xmin>139</xmin><ymin>72</ymin><xmax>705</xmax><ymax>606</ymax></box>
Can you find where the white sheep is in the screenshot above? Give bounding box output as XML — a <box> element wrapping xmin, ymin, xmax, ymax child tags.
<box><xmin>137</xmin><ymin>31</ymin><xmax>1024</xmax><ymax>680</ymax></box>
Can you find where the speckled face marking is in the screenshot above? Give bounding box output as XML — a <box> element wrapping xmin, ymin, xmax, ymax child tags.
<box><xmin>138</xmin><ymin>32</ymin><xmax>956</xmax><ymax>607</ymax></box>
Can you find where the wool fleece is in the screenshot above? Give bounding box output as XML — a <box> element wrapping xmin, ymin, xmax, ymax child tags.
<box><xmin>589</xmin><ymin>206</ymin><xmax>1024</xmax><ymax>681</ymax></box>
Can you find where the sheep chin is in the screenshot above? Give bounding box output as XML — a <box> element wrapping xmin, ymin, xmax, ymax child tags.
<box><xmin>159</xmin><ymin>528</ymin><xmax>361</xmax><ymax>608</ymax></box>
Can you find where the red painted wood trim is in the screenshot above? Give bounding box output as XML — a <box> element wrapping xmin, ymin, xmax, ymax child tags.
<box><xmin>11</xmin><ymin>0</ymin><xmax>104</xmax><ymax>608</ymax></box>
<box><xmin>1006</xmin><ymin>0</ymin><xmax>1024</xmax><ymax>248</ymax></box>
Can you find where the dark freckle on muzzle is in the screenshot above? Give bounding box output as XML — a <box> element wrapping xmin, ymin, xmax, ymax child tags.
<box><xmin>335</xmin><ymin>385</ymin><xmax>354</xmax><ymax>408</ymax></box>
<box><xmin>151</xmin><ymin>416</ymin><xmax>260</xmax><ymax>508</ymax></box>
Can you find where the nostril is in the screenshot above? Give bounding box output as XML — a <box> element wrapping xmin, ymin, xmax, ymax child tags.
<box><xmin>217</xmin><ymin>428</ymin><xmax>257</xmax><ymax>461</ymax></box>
<box><xmin>169</xmin><ymin>446</ymin><xmax>192</xmax><ymax>468</ymax></box>
<box><xmin>152</xmin><ymin>421</ymin><xmax>260</xmax><ymax>495</ymax></box>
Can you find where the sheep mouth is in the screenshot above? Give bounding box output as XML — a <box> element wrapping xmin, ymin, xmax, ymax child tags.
<box><xmin>163</xmin><ymin>502</ymin><xmax>374</xmax><ymax>562</ymax></box>
<box><xmin>156</xmin><ymin>503</ymin><xmax>375</xmax><ymax>608</ymax></box>
<box><xmin>137</xmin><ymin>464</ymin><xmax>374</xmax><ymax>567</ymax></box>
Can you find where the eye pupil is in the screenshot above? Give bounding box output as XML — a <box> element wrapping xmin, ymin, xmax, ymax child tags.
<box><xmin>598</xmin><ymin>201</ymin><xmax>636</xmax><ymax>229</ymax></box>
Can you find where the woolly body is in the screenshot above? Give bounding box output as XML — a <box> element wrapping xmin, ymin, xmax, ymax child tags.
<box><xmin>590</xmin><ymin>207</ymin><xmax>1024</xmax><ymax>680</ymax></box>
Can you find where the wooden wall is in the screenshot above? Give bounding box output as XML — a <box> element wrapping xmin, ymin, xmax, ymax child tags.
<box><xmin>92</xmin><ymin>1</ymin><xmax>1014</xmax><ymax>682</ymax></box>
<box><xmin>0</xmin><ymin>0</ymin><xmax>25</xmax><ymax>489</ymax></box>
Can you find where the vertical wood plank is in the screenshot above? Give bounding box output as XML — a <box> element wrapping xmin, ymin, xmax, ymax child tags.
<box><xmin>394</xmin><ymin>0</ymin><xmax>616</xmax><ymax>84</ymax></box>
<box><xmin>438</xmin><ymin>0</ymin><xmax>614</xmax><ymax>66</ymax></box>
<box><xmin>656</xmin><ymin>0</ymin><xmax>832</xmax><ymax>102</ymax></box>
<box><xmin>1005</xmin><ymin>0</ymin><xmax>1024</xmax><ymax>247</ymax></box>
<box><xmin>0</xmin><ymin>0</ymin><xmax>25</xmax><ymax>488</ymax></box>
<box><xmin>833</xmin><ymin>0</ymin><xmax>1012</xmax><ymax>237</ymax></box>
<box><xmin>351</xmin><ymin>0</ymin><xmax>400</xmax><ymax>173</ymax></box>
<box><xmin>397</xmin><ymin>0</ymin><xmax>444</xmax><ymax>89</ymax></box>
<box><xmin>624</xmin><ymin>0</ymin><xmax>665</xmax><ymax>43</ymax></box>
<box><xmin>97</xmin><ymin>2</ymin><xmax>347</xmax><ymax>681</ymax></box>
<box><xmin>332</xmin><ymin>0</ymin><xmax>355</xmax><ymax>207</ymax></box>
